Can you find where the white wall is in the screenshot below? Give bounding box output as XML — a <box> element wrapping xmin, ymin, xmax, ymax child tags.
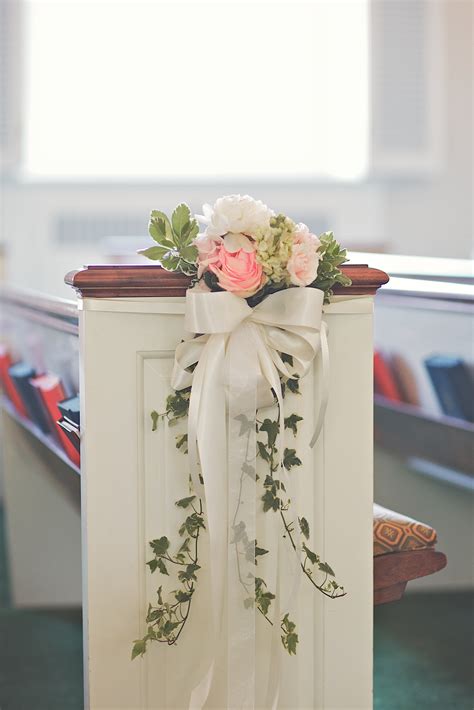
<box><xmin>378</xmin><ymin>0</ymin><xmax>473</xmax><ymax>259</ymax></box>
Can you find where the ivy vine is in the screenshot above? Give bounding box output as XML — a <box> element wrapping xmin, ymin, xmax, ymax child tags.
<box><xmin>132</xmin><ymin>365</ymin><xmax>345</xmax><ymax>661</ymax></box>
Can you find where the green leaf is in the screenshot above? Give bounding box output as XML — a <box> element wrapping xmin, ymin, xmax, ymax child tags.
<box><xmin>163</xmin><ymin>620</ymin><xmax>180</xmax><ymax>636</ymax></box>
<box><xmin>178</xmin><ymin>563</ymin><xmax>201</xmax><ymax>582</ymax></box>
<box><xmin>131</xmin><ymin>638</ymin><xmax>147</xmax><ymax>660</ymax></box>
<box><xmin>157</xmin><ymin>586</ymin><xmax>163</xmax><ymax>605</ymax></box>
<box><xmin>259</xmin><ymin>418</ymin><xmax>279</xmax><ymax>447</ymax></box>
<box><xmin>149</xmin><ymin>210</ymin><xmax>173</xmax><ymax>244</ymax></box>
<box><xmin>175</xmin><ymin>589</ymin><xmax>192</xmax><ymax>603</ymax></box>
<box><xmin>280</xmin><ymin>353</ymin><xmax>294</xmax><ymax>366</ymax></box>
<box><xmin>286</xmin><ymin>378</ymin><xmax>300</xmax><ymax>395</ymax></box>
<box><xmin>244</xmin><ymin>597</ymin><xmax>254</xmax><ymax>609</ymax></box>
<box><xmin>150</xmin><ymin>410</ymin><xmax>159</xmax><ymax>431</ymax></box>
<box><xmin>161</xmin><ymin>251</ymin><xmax>181</xmax><ymax>272</ymax></box>
<box><xmin>138</xmin><ymin>246</ymin><xmax>170</xmax><ymax>261</ymax></box>
<box><xmin>178</xmin><ymin>537</ymin><xmax>191</xmax><ymax>553</ymax></box>
<box><xmin>256</xmin><ymin>590</ymin><xmax>275</xmax><ymax>616</ymax></box>
<box><xmin>318</xmin><ymin>561</ymin><xmax>335</xmax><ymax>576</ymax></box>
<box><xmin>283</xmin><ymin>448</ymin><xmax>302</xmax><ymax>470</ymax></box>
<box><xmin>283</xmin><ymin>631</ymin><xmax>299</xmax><ymax>655</ymax></box>
<box><xmin>284</xmin><ymin>413</ymin><xmax>303</xmax><ymax>436</ymax></box>
<box><xmin>302</xmin><ymin>543</ymin><xmax>319</xmax><ymax>565</ymax></box>
<box><xmin>176</xmin><ymin>496</ymin><xmax>196</xmax><ymax>509</ymax></box>
<box><xmin>298</xmin><ymin>517</ymin><xmax>310</xmax><ymax>540</ymax></box>
<box><xmin>156</xmin><ymin>558</ymin><xmax>169</xmax><ymax>576</ymax></box>
<box><xmin>150</xmin><ymin>536</ymin><xmax>170</xmax><ymax>556</ymax></box>
<box><xmin>180</xmin><ymin>245</ymin><xmax>199</xmax><ymax>263</ymax></box>
<box><xmin>147</xmin><ymin>558</ymin><xmax>159</xmax><ymax>573</ymax></box>
<box><xmin>257</xmin><ymin>441</ymin><xmax>271</xmax><ymax>463</ymax></box>
<box><xmin>175</xmin><ymin>433</ymin><xmax>188</xmax><ymax>453</ymax></box>
<box><xmin>262</xmin><ymin>489</ymin><xmax>280</xmax><ymax>513</ymax></box>
<box><xmin>255</xmin><ymin>544</ymin><xmax>269</xmax><ymax>559</ymax></box>
<box><xmin>242</xmin><ymin>462</ymin><xmax>256</xmax><ymax>479</ymax></box>
<box><xmin>235</xmin><ymin>413</ymin><xmax>254</xmax><ymax>436</ymax></box>
<box><xmin>171</xmin><ymin>203</ymin><xmax>192</xmax><ymax>241</ymax></box>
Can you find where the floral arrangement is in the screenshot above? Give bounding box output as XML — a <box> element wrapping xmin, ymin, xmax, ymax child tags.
<box><xmin>132</xmin><ymin>196</ymin><xmax>351</xmax><ymax>669</ymax></box>
<box><xmin>138</xmin><ymin>194</ymin><xmax>351</xmax><ymax>301</ymax></box>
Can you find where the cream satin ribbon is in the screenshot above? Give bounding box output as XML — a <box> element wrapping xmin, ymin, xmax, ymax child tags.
<box><xmin>171</xmin><ymin>287</ymin><xmax>329</xmax><ymax>709</ymax></box>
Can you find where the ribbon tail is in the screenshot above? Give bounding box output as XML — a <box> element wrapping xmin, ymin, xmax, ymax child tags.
<box><xmin>309</xmin><ymin>320</ymin><xmax>329</xmax><ymax>449</ymax></box>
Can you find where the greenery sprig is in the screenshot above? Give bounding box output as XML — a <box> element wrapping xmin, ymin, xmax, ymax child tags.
<box><xmin>138</xmin><ymin>204</ymin><xmax>199</xmax><ymax>277</ymax></box>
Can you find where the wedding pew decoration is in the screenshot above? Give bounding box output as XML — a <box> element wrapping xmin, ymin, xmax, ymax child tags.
<box><xmin>132</xmin><ymin>195</ymin><xmax>352</xmax><ymax>693</ymax></box>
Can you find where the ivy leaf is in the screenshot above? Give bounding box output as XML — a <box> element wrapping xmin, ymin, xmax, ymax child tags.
<box><xmin>242</xmin><ymin>462</ymin><xmax>256</xmax><ymax>479</ymax></box>
<box><xmin>262</xmin><ymin>489</ymin><xmax>280</xmax><ymax>513</ymax></box>
<box><xmin>284</xmin><ymin>413</ymin><xmax>303</xmax><ymax>436</ymax></box>
<box><xmin>284</xmin><ymin>631</ymin><xmax>299</xmax><ymax>655</ymax></box>
<box><xmin>259</xmin><ymin>418</ymin><xmax>279</xmax><ymax>447</ymax></box>
<box><xmin>298</xmin><ymin>517</ymin><xmax>310</xmax><ymax>540</ymax></box>
<box><xmin>150</xmin><ymin>536</ymin><xmax>170</xmax><ymax>556</ymax></box>
<box><xmin>176</xmin><ymin>496</ymin><xmax>196</xmax><ymax>509</ymax></box>
<box><xmin>147</xmin><ymin>558</ymin><xmax>159</xmax><ymax>573</ymax></box>
<box><xmin>302</xmin><ymin>543</ymin><xmax>320</xmax><ymax>565</ymax></box>
<box><xmin>286</xmin><ymin>378</ymin><xmax>300</xmax><ymax>395</ymax></box>
<box><xmin>283</xmin><ymin>448</ymin><xmax>302</xmax><ymax>470</ymax></box>
<box><xmin>175</xmin><ymin>589</ymin><xmax>192</xmax><ymax>603</ymax></box>
<box><xmin>163</xmin><ymin>620</ymin><xmax>181</xmax><ymax>636</ymax></box>
<box><xmin>255</xmin><ymin>544</ymin><xmax>269</xmax><ymax>560</ymax></box>
<box><xmin>319</xmin><ymin>561</ymin><xmax>335</xmax><ymax>576</ymax></box>
<box><xmin>150</xmin><ymin>410</ymin><xmax>159</xmax><ymax>431</ymax></box>
<box><xmin>178</xmin><ymin>537</ymin><xmax>191</xmax><ymax>553</ymax></box>
<box><xmin>257</xmin><ymin>590</ymin><xmax>275</xmax><ymax>616</ymax></box>
<box><xmin>131</xmin><ymin>638</ymin><xmax>147</xmax><ymax>660</ymax></box>
<box><xmin>244</xmin><ymin>597</ymin><xmax>254</xmax><ymax>609</ymax></box>
<box><xmin>175</xmin><ymin>433</ymin><xmax>188</xmax><ymax>453</ymax></box>
<box><xmin>235</xmin><ymin>413</ymin><xmax>254</xmax><ymax>435</ymax></box>
<box><xmin>156</xmin><ymin>558</ymin><xmax>169</xmax><ymax>576</ymax></box>
<box><xmin>257</xmin><ymin>441</ymin><xmax>271</xmax><ymax>463</ymax></box>
<box><xmin>280</xmin><ymin>353</ymin><xmax>294</xmax><ymax>367</ymax></box>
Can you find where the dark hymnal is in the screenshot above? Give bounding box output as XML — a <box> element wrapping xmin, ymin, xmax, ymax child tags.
<box><xmin>8</xmin><ymin>363</ymin><xmax>52</xmax><ymax>434</ymax></box>
<box><xmin>425</xmin><ymin>355</ymin><xmax>474</xmax><ymax>423</ymax></box>
<box><xmin>58</xmin><ymin>395</ymin><xmax>80</xmax><ymax>427</ymax></box>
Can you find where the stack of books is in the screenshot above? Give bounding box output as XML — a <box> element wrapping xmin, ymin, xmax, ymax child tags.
<box><xmin>0</xmin><ymin>347</ymin><xmax>81</xmax><ymax>466</ymax></box>
<box><xmin>374</xmin><ymin>349</ymin><xmax>474</xmax><ymax>423</ymax></box>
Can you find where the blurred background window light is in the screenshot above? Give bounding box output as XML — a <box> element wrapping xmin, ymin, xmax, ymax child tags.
<box><xmin>23</xmin><ymin>0</ymin><xmax>369</xmax><ymax>181</ymax></box>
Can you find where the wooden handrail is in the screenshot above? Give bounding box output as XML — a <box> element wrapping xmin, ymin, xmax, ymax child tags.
<box><xmin>65</xmin><ymin>263</ymin><xmax>389</xmax><ymax>298</ymax></box>
<box><xmin>0</xmin><ymin>286</ymin><xmax>79</xmax><ymax>335</ymax></box>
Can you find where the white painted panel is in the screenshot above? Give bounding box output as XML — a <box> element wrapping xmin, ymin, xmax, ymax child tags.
<box><xmin>80</xmin><ymin>296</ymin><xmax>374</xmax><ymax>709</ymax></box>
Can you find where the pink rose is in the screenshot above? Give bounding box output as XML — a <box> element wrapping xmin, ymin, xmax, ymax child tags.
<box><xmin>287</xmin><ymin>223</ymin><xmax>322</xmax><ymax>287</ymax></box>
<box><xmin>293</xmin><ymin>223</ymin><xmax>321</xmax><ymax>249</ymax></box>
<box><xmin>194</xmin><ymin>234</ymin><xmax>222</xmax><ymax>277</ymax></box>
<box><xmin>209</xmin><ymin>244</ymin><xmax>265</xmax><ymax>298</ymax></box>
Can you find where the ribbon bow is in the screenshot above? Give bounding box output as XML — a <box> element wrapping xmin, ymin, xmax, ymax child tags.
<box><xmin>171</xmin><ymin>287</ymin><xmax>329</xmax><ymax>709</ymax></box>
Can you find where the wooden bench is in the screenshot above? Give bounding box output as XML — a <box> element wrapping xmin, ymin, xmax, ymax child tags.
<box><xmin>373</xmin><ymin>504</ymin><xmax>447</xmax><ymax>605</ymax></box>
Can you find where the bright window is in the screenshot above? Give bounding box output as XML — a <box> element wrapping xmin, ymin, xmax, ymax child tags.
<box><xmin>24</xmin><ymin>0</ymin><xmax>369</xmax><ymax>180</ymax></box>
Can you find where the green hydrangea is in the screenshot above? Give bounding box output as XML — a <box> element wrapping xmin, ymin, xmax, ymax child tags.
<box><xmin>254</xmin><ymin>214</ymin><xmax>296</xmax><ymax>284</ymax></box>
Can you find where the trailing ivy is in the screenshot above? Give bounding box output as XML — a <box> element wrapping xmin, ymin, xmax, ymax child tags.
<box><xmin>134</xmin><ymin>351</ymin><xmax>345</xmax><ymax>661</ymax></box>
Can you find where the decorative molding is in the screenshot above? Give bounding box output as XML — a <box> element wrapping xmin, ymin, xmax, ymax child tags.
<box><xmin>65</xmin><ymin>263</ymin><xmax>389</xmax><ymax>299</ymax></box>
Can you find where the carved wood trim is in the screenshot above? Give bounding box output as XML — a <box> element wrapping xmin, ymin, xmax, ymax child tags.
<box><xmin>65</xmin><ymin>263</ymin><xmax>389</xmax><ymax>298</ymax></box>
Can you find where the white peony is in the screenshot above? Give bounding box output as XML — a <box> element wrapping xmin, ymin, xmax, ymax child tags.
<box><xmin>196</xmin><ymin>195</ymin><xmax>273</xmax><ymax>238</ymax></box>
